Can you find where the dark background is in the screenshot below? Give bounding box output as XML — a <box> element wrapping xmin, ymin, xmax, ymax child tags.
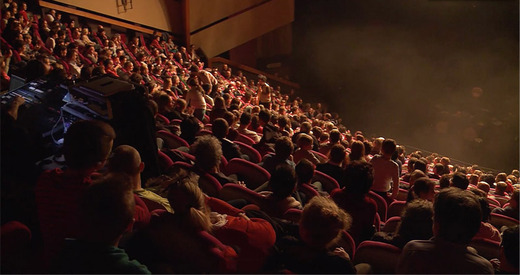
<box><xmin>291</xmin><ymin>0</ymin><xmax>519</xmax><ymax>172</ymax></box>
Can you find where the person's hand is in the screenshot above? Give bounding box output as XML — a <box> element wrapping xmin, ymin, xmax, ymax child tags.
<box><xmin>237</xmin><ymin>181</ymin><xmax>246</xmax><ymax>187</ymax></box>
<box><xmin>238</xmin><ymin>212</ymin><xmax>250</xmax><ymax>221</ymax></box>
<box><xmin>12</xmin><ymin>95</ymin><xmax>25</xmax><ymax>107</ymax></box>
<box><xmin>332</xmin><ymin>247</ymin><xmax>350</xmax><ymax>260</ymax></box>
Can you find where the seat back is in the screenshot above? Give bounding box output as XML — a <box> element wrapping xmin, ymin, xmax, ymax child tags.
<box><xmin>196</xmin><ymin>129</ymin><xmax>213</xmax><ymax>136</ymax></box>
<box><xmin>395</xmin><ymin>188</ymin><xmax>409</xmax><ymax>202</ymax></box>
<box><xmin>236</xmin><ymin>133</ymin><xmax>256</xmax><ymax>145</ymax></box>
<box><xmin>312</xmin><ymin>170</ymin><xmax>340</xmax><ymax>193</ymax></box>
<box><xmin>487</xmin><ymin>197</ymin><xmax>501</xmax><ymax>208</ymax></box>
<box><xmin>368</xmin><ymin>191</ymin><xmax>388</xmax><ymax>222</ymax></box>
<box><xmin>172</xmin><ymin>161</ymin><xmax>222</xmax><ymax>197</ymax></box>
<box><xmin>469</xmin><ymin>238</ymin><xmax>500</xmax><ymax>260</ymax></box>
<box><xmin>224</xmin><ymin>158</ymin><xmax>270</xmax><ymax>190</ymax></box>
<box><xmin>353</xmin><ymin>241</ymin><xmax>401</xmax><ymax>274</ymax></box>
<box><xmin>157</xmin><ymin>130</ymin><xmax>189</xmax><ymax>149</ymax></box>
<box><xmin>234</xmin><ymin>141</ymin><xmax>262</xmax><ymax>163</ymax></box>
<box><xmin>332</xmin><ymin>230</ymin><xmax>357</xmax><ymax>259</ymax></box>
<box><xmin>493</xmin><ymin>196</ymin><xmax>510</xmax><ymax>207</ymax></box>
<box><xmin>300</xmin><ymin>183</ymin><xmax>320</xmax><ymax>201</ymax></box>
<box><xmin>489</xmin><ymin>213</ymin><xmax>519</xmax><ymax>231</ymax></box>
<box><xmin>310</xmin><ymin>150</ymin><xmax>328</xmax><ymax>163</ymax></box>
<box><xmin>382</xmin><ymin>216</ymin><xmax>401</xmax><ymax>233</ymax></box>
<box><xmin>387</xmin><ymin>201</ymin><xmax>407</xmax><ymax>219</ymax></box>
<box><xmin>157</xmin><ymin>150</ymin><xmax>174</xmax><ymax>172</ymax></box>
<box><xmin>219</xmin><ymin>183</ymin><xmax>267</xmax><ymax>206</ymax></box>
<box><xmin>282</xmin><ymin>208</ymin><xmax>302</xmax><ymax>223</ymax></box>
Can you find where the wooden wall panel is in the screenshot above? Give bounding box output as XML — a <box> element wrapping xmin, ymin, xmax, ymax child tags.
<box><xmin>190</xmin><ymin>0</ymin><xmax>293</xmax><ymax>58</ymax></box>
<box><xmin>188</xmin><ymin>0</ymin><xmax>264</xmax><ymax>32</ymax></box>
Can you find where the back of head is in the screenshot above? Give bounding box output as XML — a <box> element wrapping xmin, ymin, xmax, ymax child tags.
<box><xmin>79</xmin><ymin>174</ymin><xmax>134</xmax><ymax>243</ymax></box>
<box><xmin>299</xmin><ymin>196</ymin><xmax>351</xmax><ymax>249</ymax></box>
<box><xmin>239</xmin><ymin>112</ymin><xmax>252</xmax><ymax>126</ymax></box>
<box><xmin>344</xmin><ymin>161</ymin><xmax>374</xmax><ymax>195</ymax></box>
<box><xmin>501</xmin><ymin>225</ymin><xmax>519</xmax><ymax>269</ymax></box>
<box><xmin>397</xmin><ymin>199</ymin><xmax>434</xmax><ymax>243</ymax></box>
<box><xmin>274</xmin><ymin>136</ymin><xmax>294</xmax><ymax>160</ymax></box>
<box><xmin>329</xmin><ymin>144</ymin><xmax>346</xmax><ymax>163</ymax></box>
<box><xmin>300</xmin><ymin>121</ymin><xmax>312</xmax><ymax>133</ymax></box>
<box><xmin>180</xmin><ymin>116</ymin><xmax>201</xmax><ymax>144</ymax></box>
<box><xmin>451</xmin><ymin>172</ymin><xmax>469</xmax><ymax>190</ymax></box>
<box><xmin>495</xmin><ymin>181</ymin><xmax>507</xmax><ymax>195</ymax></box>
<box><xmin>296</xmin><ymin>133</ymin><xmax>313</xmax><ymax>148</ymax></box>
<box><xmin>329</xmin><ymin>130</ymin><xmax>341</xmax><ymax>143</ymax></box>
<box><xmin>295</xmin><ymin>159</ymin><xmax>314</xmax><ymax>184</ymax></box>
<box><xmin>476</xmin><ymin>181</ymin><xmax>490</xmax><ymax>194</ymax></box>
<box><xmin>64</xmin><ymin>120</ymin><xmax>116</xmax><ymax>170</ymax></box>
<box><xmin>413</xmin><ymin>159</ymin><xmax>427</xmax><ymax>173</ymax></box>
<box><xmin>381</xmin><ymin>139</ymin><xmax>396</xmax><ymax>155</ymax></box>
<box><xmin>107</xmin><ymin>145</ymin><xmax>141</xmax><ymax>175</ymax></box>
<box><xmin>408</xmin><ymin>177</ymin><xmax>434</xmax><ymax>202</ymax></box>
<box><xmin>434</xmin><ymin>188</ymin><xmax>482</xmax><ymax>244</ymax></box>
<box><xmin>439</xmin><ymin>174</ymin><xmax>452</xmax><ymax>189</ymax></box>
<box><xmin>258</xmin><ymin>109</ymin><xmax>271</xmax><ymax>124</ymax></box>
<box><xmin>469</xmin><ymin>188</ymin><xmax>491</xmax><ymax>222</ymax></box>
<box><xmin>166</xmin><ymin>175</ymin><xmax>211</xmax><ymax>232</ymax></box>
<box><xmin>269</xmin><ymin>164</ymin><xmax>297</xmax><ymax>200</ymax></box>
<box><xmin>409</xmin><ymin>170</ymin><xmax>427</xmax><ymax>185</ymax></box>
<box><xmin>211</xmin><ymin>118</ymin><xmax>229</xmax><ymax>139</ymax></box>
<box><xmin>349</xmin><ymin>140</ymin><xmax>365</xmax><ymax>161</ymax></box>
<box><xmin>190</xmin><ymin>135</ymin><xmax>222</xmax><ymax>172</ymax></box>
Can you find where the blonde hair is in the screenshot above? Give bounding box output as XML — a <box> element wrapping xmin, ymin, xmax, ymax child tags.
<box><xmin>300</xmin><ymin>196</ymin><xmax>351</xmax><ymax>249</ymax></box>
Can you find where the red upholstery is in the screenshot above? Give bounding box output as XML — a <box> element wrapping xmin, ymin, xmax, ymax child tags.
<box><xmin>310</xmin><ymin>150</ymin><xmax>328</xmax><ymax>163</ymax></box>
<box><xmin>312</xmin><ymin>170</ymin><xmax>340</xmax><ymax>193</ymax></box>
<box><xmin>170</xmin><ymin>119</ymin><xmax>182</xmax><ymax>126</ymax></box>
<box><xmin>156</xmin><ymin>130</ymin><xmax>190</xmax><ymax>149</ymax></box>
<box><xmin>395</xmin><ymin>188</ymin><xmax>408</xmax><ymax>202</ymax></box>
<box><xmin>353</xmin><ymin>240</ymin><xmax>401</xmax><ymax>274</ymax></box>
<box><xmin>224</xmin><ymin>158</ymin><xmax>270</xmax><ymax>190</ymax></box>
<box><xmin>368</xmin><ymin>191</ymin><xmax>388</xmax><ymax>222</ymax></box>
<box><xmin>332</xmin><ymin>230</ymin><xmax>357</xmax><ymax>259</ymax></box>
<box><xmin>172</xmin><ymin>161</ymin><xmax>223</xmax><ymax>197</ymax></box>
<box><xmin>492</xmin><ymin>195</ymin><xmax>510</xmax><ymax>207</ymax></box>
<box><xmin>300</xmin><ymin>183</ymin><xmax>320</xmax><ymax>201</ymax></box>
<box><xmin>236</xmin><ymin>133</ymin><xmax>256</xmax><ymax>145</ymax></box>
<box><xmin>282</xmin><ymin>208</ymin><xmax>302</xmax><ymax>223</ymax></box>
<box><xmin>469</xmin><ymin>238</ymin><xmax>500</xmax><ymax>260</ymax></box>
<box><xmin>157</xmin><ymin>150</ymin><xmax>174</xmax><ymax>171</ymax></box>
<box><xmin>234</xmin><ymin>141</ymin><xmax>262</xmax><ymax>163</ymax></box>
<box><xmin>156</xmin><ymin>113</ymin><xmax>170</xmax><ymax>124</ymax></box>
<box><xmin>387</xmin><ymin>200</ymin><xmax>406</xmax><ymax>219</ymax></box>
<box><xmin>382</xmin><ymin>216</ymin><xmax>401</xmax><ymax>233</ymax></box>
<box><xmin>489</xmin><ymin>213</ymin><xmax>519</xmax><ymax>230</ymax></box>
<box><xmin>487</xmin><ymin>197</ymin><xmax>501</xmax><ymax>208</ymax></box>
<box><xmin>219</xmin><ymin>183</ymin><xmax>267</xmax><ymax>207</ymax></box>
<box><xmin>1</xmin><ymin>221</ymin><xmax>32</xmax><ymax>254</ymax></box>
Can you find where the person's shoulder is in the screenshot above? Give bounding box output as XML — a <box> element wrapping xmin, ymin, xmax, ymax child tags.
<box><xmin>402</xmin><ymin>239</ymin><xmax>434</xmax><ymax>252</ymax></box>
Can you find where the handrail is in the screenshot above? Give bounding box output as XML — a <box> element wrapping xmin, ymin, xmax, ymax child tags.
<box><xmin>208</xmin><ymin>57</ymin><xmax>300</xmax><ymax>90</ymax></box>
<box><xmin>38</xmin><ymin>0</ymin><xmax>155</xmax><ymax>34</ymax></box>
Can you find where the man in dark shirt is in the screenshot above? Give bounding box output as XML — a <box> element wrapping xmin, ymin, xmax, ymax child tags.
<box><xmin>316</xmin><ymin>144</ymin><xmax>346</xmax><ymax>187</ymax></box>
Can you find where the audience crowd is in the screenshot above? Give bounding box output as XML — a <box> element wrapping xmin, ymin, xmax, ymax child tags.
<box><xmin>1</xmin><ymin>1</ymin><xmax>519</xmax><ymax>273</ymax></box>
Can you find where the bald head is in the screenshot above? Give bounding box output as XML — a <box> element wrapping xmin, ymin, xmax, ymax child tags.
<box><xmin>107</xmin><ymin>145</ymin><xmax>142</xmax><ymax>175</ymax></box>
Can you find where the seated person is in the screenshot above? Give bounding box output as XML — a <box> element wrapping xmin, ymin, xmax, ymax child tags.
<box><xmin>267</xmin><ymin>196</ymin><xmax>357</xmax><ymax>274</ymax></box>
<box><xmin>107</xmin><ymin>145</ymin><xmax>172</xmax><ymax>213</ymax></box>
<box><xmin>331</xmin><ymin>161</ymin><xmax>377</xmax><ymax>245</ymax></box>
<box><xmin>293</xmin><ymin>133</ymin><xmax>321</xmax><ymax>165</ymax></box>
<box><xmin>190</xmin><ymin>135</ymin><xmax>238</xmax><ymax>186</ymax></box>
<box><xmin>237</xmin><ymin>112</ymin><xmax>261</xmax><ymax>144</ymax></box>
<box><xmin>450</xmin><ymin>172</ymin><xmax>470</xmax><ymax>190</ymax></box>
<box><xmin>470</xmin><ymin>189</ymin><xmax>501</xmax><ymax>242</ymax></box>
<box><xmin>490</xmin><ymin>225</ymin><xmax>519</xmax><ymax>274</ymax></box>
<box><xmin>258</xmin><ymin>164</ymin><xmax>302</xmax><ymax>218</ymax></box>
<box><xmin>260</xmin><ymin>136</ymin><xmax>295</xmax><ymax>174</ymax></box>
<box><xmin>35</xmin><ymin>120</ymin><xmax>115</xmax><ymax>267</ymax></box>
<box><xmin>316</xmin><ymin>144</ymin><xmax>346</xmax><ymax>187</ymax></box>
<box><xmin>212</xmin><ymin>118</ymin><xmax>245</xmax><ymax>161</ymax></box>
<box><xmin>406</xmin><ymin>177</ymin><xmax>435</xmax><ymax>203</ymax></box>
<box><xmin>492</xmin><ymin>189</ymin><xmax>519</xmax><ymax>220</ymax></box>
<box><xmin>397</xmin><ymin>188</ymin><xmax>494</xmax><ymax>274</ymax></box>
<box><xmin>372</xmin><ymin>199</ymin><xmax>433</xmax><ymax>249</ymax></box>
<box><xmin>51</xmin><ymin>174</ymin><xmax>151</xmax><ymax>274</ymax></box>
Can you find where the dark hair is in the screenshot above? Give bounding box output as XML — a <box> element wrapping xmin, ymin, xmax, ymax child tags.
<box><xmin>211</xmin><ymin>118</ymin><xmax>228</xmax><ymax>139</ymax></box>
<box><xmin>451</xmin><ymin>172</ymin><xmax>469</xmax><ymax>190</ymax></box>
<box><xmin>434</xmin><ymin>188</ymin><xmax>482</xmax><ymax>244</ymax></box>
<box><xmin>381</xmin><ymin>139</ymin><xmax>397</xmax><ymax>155</ymax></box>
<box><xmin>501</xmin><ymin>226</ymin><xmax>519</xmax><ymax>268</ymax></box>
<box><xmin>269</xmin><ymin>164</ymin><xmax>297</xmax><ymax>200</ymax></box>
<box><xmin>413</xmin><ymin>159</ymin><xmax>427</xmax><ymax>173</ymax></box>
<box><xmin>63</xmin><ymin>120</ymin><xmax>115</xmax><ymax>169</ymax></box>
<box><xmin>329</xmin><ymin>144</ymin><xmax>346</xmax><ymax>163</ymax></box>
<box><xmin>329</xmin><ymin>130</ymin><xmax>341</xmax><ymax>143</ymax></box>
<box><xmin>239</xmin><ymin>112</ymin><xmax>252</xmax><ymax>125</ymax></box>
<box><xmin>296</xmin><ymin>159</ymin><xmax>314</xmax><ymax>184</ymax></box>
<box><xmin>344</xmin><ymin>161</ymin><xmax>374</xmax><ymax>195</ymax></box>
<box><xmin>393</xmin><ymin>199</ymin><xmax>434</xmax><ymax>248</ymax></box>
<box><xmin>407</xmin><ymin>177</ymin><xmax>434</xmax><ymax>202</ymax></box>
<box><xmin>274</xmin><ymin>136</ymin><xmax>294</xmax><ymax>160</ymax></box>
<box><xmin>439</xmin><ymin>174</ymin><xmax>452</xmax><ymax>189</ymax></box>
<box><xmin>258</xmin><ymin>109</ymin><xmax>271</xmax><ymax>124</ymax></box>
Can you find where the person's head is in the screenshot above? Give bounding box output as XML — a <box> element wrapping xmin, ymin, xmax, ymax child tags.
<box><xmin>509</xmin><ymin>189</ymin><xmax>519</xmax><ymax>210</ymax></box>
<box><xmin>500</xmin><ymin>225</ymin><xmax>519</xmax><ymax>272</ymax></box>
<box><xmin>258</xmin><ymin>109</ymin><xmax>271</xmax><ymax>125</ymax></box>
<box><xmin>274</xmin><ymin>136</ymin><xmax>294</xmax><ymax>160</ymax></box>
<box><xmin>239</xmin><ymin>112</ymin><xmax>252</xmax><ymax>128</ymax></box>
<box><xmin>381</xmin><ymin>139</ymin><xmax>396</xmax><ymax>156</ymax></box>
<box><xmin>156</xmin><ymin>93</ymin><xmax>174</xmax><ymax>112</ymax></box>
<box><xmin>438</xmin><ymin>174</ymin><xmax>452</xmax><ymax>189</ymax></box>
<box><xmin>269</xmin><ymin>164</ymin><xmax>297</xmax><ymax>200</ymax></box>
<box><xmin>396</xmin><ymin>199</ymin><xmax>434</xmax><ymax>244</ymax></box>
<box><xmin>211</xmin><ymin>118</ymin><xmax>229</xmax><ymax>139</ymax></box>
<box><xmin>79</xmin><ymin>174</ymin><xmax>135</xmax><ymax>244</ymax></box>
<box><xmin>408</xmin><ymin>177</ymin><xmax>435</xmax><ymax>202</ymax></box>
<box><xmin>344</xmin><ymin>161</ymin><xmax>374</xmax><ymax>195</ymax></box>
<box><xmin>496</xmin><ymin>172</ymin><xmax>508</xmax><ymax>183</ymax></box>
<box><xmin>349</xmin><ymin>140</ymin><xmax>365</xmax><ymax>161</ymax></box>
<box><xmin>295</xmin><ymin>159</ymin><xmax>314</xmax><ymax>185</ymax></box>
<box><xmin>329</xmin><ymin>144</ymin><xmax>346</xmax><ymax>164</ymax></box>
<box><xmin>450</xmin><ymin>172</ymin><xmax>469</xmax><ymax>190</ymax></box>
<box><xmin>495</xmin><ymin>181</ymin><xmax>507</xmax><ymax>196</ymax></box>
<box><xmin>433</xmin><ymin>188</ymin><xmax>482</xmax><ymax>244</ymax></box>
<box><xmin>107</xmin><ymin>145</ymin><xmax>144</xmax><ymax>178</ymax></box>
<box><xmin>329</xmin><ymin>130</ymin><xmax>341</xmax><ymax>143</ymax></box>
<box><xmin>413</xmin><ymin>159</ymin><xmax>427</xmax><ymax>174</ymax></box>
<box><xmin>409</xmin><ymin>170</ymin><xmax>427</xmax><ymax>186</ymax></box>
<box><xmin>300</xmin><ymin>121</ymin><xmax>312</xmax><ymax>134</ymax></box>
<box><xmin>180</xmin><ymin>116</ymin><xmax>201</xmax><ymax>144</ymax></box>
<box><xmin>469</xmin><ymin>188</ymin><xmax>491</xmax><ymax>222</ymax></box>
<box><xmin>468</xmin><ymin>174</ymin><xmax>479</xmax><ymax>186</ymax></box>
<box><xmin>190</xmin><ymin>135</ymin><xmax>222</xmax><ymax>172</ymax></box>
<box><xmin>299</xmin><ymin>196</ymin><xmax>351</xmax><ymax>249</ymax></box>
<box><xmin>166</xmin><ymin>175</ymin><xmax>212</xmax><ymax>232</ymax></box>
<box><xmin>296</xmin><ymin>133</ymin><xmax>313</xmax><ymax>151</ymax></box>
<box><xmin>476</xmin><ymin>181</ymin><xmax>490</xmax><ymax>194</ymax></box>
<box><xmin>63</xmin><ymin>120</ymin><xmax>115</xmax><ymax>171</ymax></box>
